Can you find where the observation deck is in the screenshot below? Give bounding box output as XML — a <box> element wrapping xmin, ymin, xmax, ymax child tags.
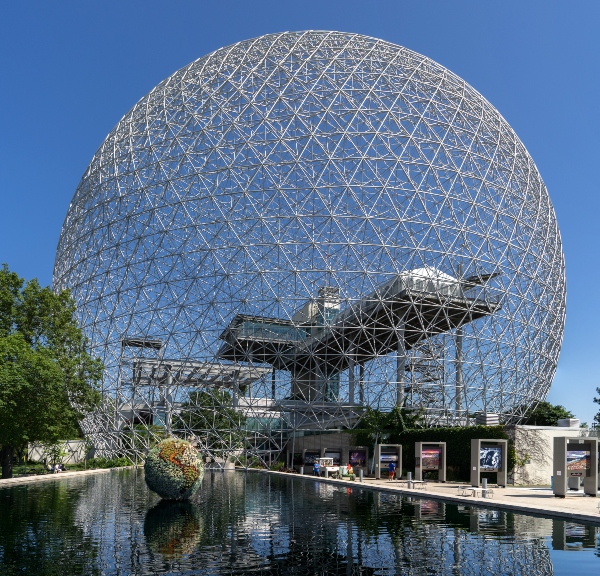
<box><xmin>217</xmin><ymin>267</ymin><xmax>500</xmax><ymax>377</ymax></box>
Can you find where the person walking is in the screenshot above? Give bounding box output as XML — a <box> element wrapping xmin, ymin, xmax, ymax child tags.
<box><xmin>388</xmin><ymin>461</ymin><xmax>396</xmax><ymax>482</ymax></box>
<box><xmin>313</xmin><ymin>460</ymin><xmax>321</xmax><ymax>477</ymax></box>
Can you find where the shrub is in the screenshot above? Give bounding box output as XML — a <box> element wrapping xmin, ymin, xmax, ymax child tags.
<box><xmin>86</xmin><ymin>456</ymin><xmax>131</xmax><ymax>469</ymax></box>
<box><xmin>353</xmin><ymin>424</ymin><xmax>515</xmax><ymax>482</ymax></box>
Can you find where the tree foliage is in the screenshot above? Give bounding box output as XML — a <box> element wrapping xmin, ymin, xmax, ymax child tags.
<box><xmin>353</xmin><ymin>405</ymin><xmax>426</xmax><ymax>447</ymax></box>
<box><xmin>593</xmin><ymin>387</ymin><xmax>600</xmax><ymax>428</ymax></box>
<box><xmin>0</xmin><ymin>265</ymin><xmax>103</xmax><ymax>478</ymax></box>
<box><xmin>519</xmin><ymin>401</ymin><xmax>574</xmax><ymax>426</ymax></box>
<box><xmin>176</xmin><ymin>390</ymin><xmax>247</xmax><ymax>456</ymax></box>
<box><xmin>352</xmin><ymin>406</ymin><xmax>426</xmax><ymax>471</ymax></box>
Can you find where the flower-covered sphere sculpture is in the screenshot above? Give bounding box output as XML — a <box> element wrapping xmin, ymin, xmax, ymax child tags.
<box><xmin>144</xmin><ymin>439</ymin><xmax>204</xmax><ymax>500</ymax></box>
<box><xmin>54</xmin><ymin>31</ymin><xmax>565</xmax><ymax>462</ymax></box>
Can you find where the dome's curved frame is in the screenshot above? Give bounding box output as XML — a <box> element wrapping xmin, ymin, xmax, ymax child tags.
<box><xmin>54</xmin><ymin>31</ymin><xmax>565</xmax><ymax>463</ymax></box>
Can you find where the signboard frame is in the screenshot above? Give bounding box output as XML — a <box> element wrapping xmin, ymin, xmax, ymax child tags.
<box><xmin>470</xmin><ymin>438</ymin><xmax>507</xmax><ymax>487</ymax></box>
<box><xmin>374</xmin><ymin>444</ymin><xmax>402</xmax><ymax>479</ymax></box>
<box><xmin>415</xmin><ymin>441</ymin><xmax>446</xmax><ymax>482</ymax></box>
<box><xmin>553</xmin><ymin>436</ymin><xmax>598</xmax><ymax>498</ymax></box>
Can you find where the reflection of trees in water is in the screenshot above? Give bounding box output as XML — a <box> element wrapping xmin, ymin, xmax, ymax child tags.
<box><xmin>180</xmin><ymin>474</ymin><xmax>556</xmax><ymax>575</ymax></box>
<box><xmin>339</xmin><ymin>490</ymin><xmax>554</xmax><ymax>575</ymax></box>
<box><xmin>0</xmin><ymin>479</ymin><xmax>100</xmax><ymax>575</ymax></box>
<box><xmin>3</xmin><ymin>469</ymin><xmax>594</xmax><ymax>574</ymax></box>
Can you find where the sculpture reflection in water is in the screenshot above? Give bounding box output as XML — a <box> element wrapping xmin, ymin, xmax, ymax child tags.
<box><xmin>144</xmin><ymin>501</ymin><xmax>203</xmax><ymax>559</ymax></box>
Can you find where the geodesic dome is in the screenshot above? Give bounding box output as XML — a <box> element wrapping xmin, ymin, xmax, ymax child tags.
<box><xmin>54</xmin><ymin>31</ymin><xmax>565</xmax><ymax>461</ymax></box>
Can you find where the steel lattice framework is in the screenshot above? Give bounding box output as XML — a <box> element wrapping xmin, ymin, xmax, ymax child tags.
<box><xmin>53</xmin><ymin>31</ymin><xmax>565</xmax><ymax>463</ymax></box>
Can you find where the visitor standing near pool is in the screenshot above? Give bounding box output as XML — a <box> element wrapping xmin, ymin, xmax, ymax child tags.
<box><xmin>388</xmin><ymin>461</ymin><xmax>396</xmax><ymax>481</ymax></box>
<box><xmin>313</xmin><ymin>461</ymin><xmax>321</xmax><ymax>476</ymax></box>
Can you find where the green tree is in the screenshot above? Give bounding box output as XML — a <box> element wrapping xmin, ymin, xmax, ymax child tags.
<box><xmin>520</xmin><ymin>401</ymin><xmax>574</xmax><ymax>426</ymax></box>
<box><xmin>176</xmin><ymin>390</ymin><xmax>247</xmax><ymax>457</ymax></box>
<box><xmin>0</xmin><ymin>265</ymin><xmax>103</xmax><ymax>478</ymax></box>
<box><xmin>354</xmin><ymin>405</ymin><xmax>425</xmax><ymax>445</ymax></box>
<box><xmin>593</xmin><ymin>387</ymin><xmax>600</xmax><ymax>428</ymax></box>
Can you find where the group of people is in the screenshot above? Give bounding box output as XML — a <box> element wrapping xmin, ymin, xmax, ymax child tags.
<box><xmin>44</xmin><ymin>460</ymin><xmax>67</xmax><ymax>473</ymax></box>
<box><xmin>310</xmin><ymin>460</ymin><xmax>399</xmax><ymax>480</ymax></box>
<box><xmin>312</xmin><ymin>462</ymin><xmax>354</xmax><ymax>477</ymax></box>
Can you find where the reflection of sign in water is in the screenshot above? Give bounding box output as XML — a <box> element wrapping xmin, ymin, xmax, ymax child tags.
<box><xmin>380</xmin><ymin>453</ymin><xmax>398</xmax><ymax>463</ymax></box>
<box><xmin>420</xmin><ymin>500</ymin><xmax>439</xmax><ymax>516</ymax></box>
<box><xmin>304</xmin><ymin>452</ymin><xmax>320</xmax><ymax>465</ymax></box>
<box><xmin>565</xmin><ymin>523</ymin><xmax>587</xmax><ymax>538</ymax></box>
<box><xmin>422</xmin><ymin>448</ymin><xmax>441</xmax><ymax>470</ymax></box>
<box><xmin>480</xmin><ymin>447</ymin><xmax>501</xmax><ymax>471</ymax></box>
<box><xmin>566</xmin><ymin>450</ymin><xmax>590</xmax><ymax>471</ymax></box>
<box><xmin>349</xmin><ymin>450</ymin><xmax>366</xmax><ymax>467</ymax></box>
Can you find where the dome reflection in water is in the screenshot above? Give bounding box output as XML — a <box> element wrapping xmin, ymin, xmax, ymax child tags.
<box><xmin>0</xmin><ymin>469</ymin><xmax>598</xmax><ymax>575</ymax></box>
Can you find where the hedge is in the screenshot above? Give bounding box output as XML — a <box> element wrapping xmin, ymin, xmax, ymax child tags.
<box><xmin>354</xmin><ymin>425</ymin><xmax>515</xmax><ymax>481</ymax></box>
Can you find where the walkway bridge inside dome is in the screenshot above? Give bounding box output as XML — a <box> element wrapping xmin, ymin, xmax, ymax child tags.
<box><xmin>217</xmin><ymin>267</ymin><xmax>501</xmax><ymax>410</ymax></box>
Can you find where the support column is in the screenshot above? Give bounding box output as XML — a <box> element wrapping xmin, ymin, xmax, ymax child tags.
<box><xmin>455</xmin><ymin>327</ymin><xmax>463</xmax><ymax>416</ymax></box>
<box><xmin>165</xmin><ymin>370</ymin><xmax>173</xmax><ymax>436</ymax></box>
<box><xmin>271</xmin><ymin>367</ymin><xmax>276</xmax><ymax>400</ymax></box>
<box><xmin>396</xmin><ymin>322</ymin><xmax>406</xmax><ymax>406</ymax></box>
<box><xmin>359</xmin><ymin>364</ymin><xmax>365</xmax><ymax>404</ymax></box>
<box><xmin>233</xmin><ymin>371</ymin><xmax>239</xmax><ymax>410</ymax></box>
<box><xmin>348</xmin><ymin>355</ymin><xmax>355</xmax><ymax>404</ymax></box>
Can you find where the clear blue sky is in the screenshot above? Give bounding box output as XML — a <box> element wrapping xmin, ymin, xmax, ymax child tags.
<box><xmin>1</xmin><ymin>1</ymin><xmax>598</xmax><ymax>423</ymax></box>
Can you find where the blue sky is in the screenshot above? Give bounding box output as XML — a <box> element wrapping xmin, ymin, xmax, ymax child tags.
<box><xmin>1</xmin><ymin>0</ymin><xmax>598</xmax><ymax>423</ymax></box>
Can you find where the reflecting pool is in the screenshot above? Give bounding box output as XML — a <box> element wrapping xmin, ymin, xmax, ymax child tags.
<box><xmin>1</xmin><ymin>470</ymin><xmax>598</xmax><ymax>575</ymax></box>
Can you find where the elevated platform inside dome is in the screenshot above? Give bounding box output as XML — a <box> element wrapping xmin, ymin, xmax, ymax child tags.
<box><xmin>130</xmin><ymin>358</ymin><xmax>271</xmax><ymax>390</ymax></box>
<box><xmin>217</xmin><ymin>280</ymin><xmax>500</xmax><ymax>374</ymax></box>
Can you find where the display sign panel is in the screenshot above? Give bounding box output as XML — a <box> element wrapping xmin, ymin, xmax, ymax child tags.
<box><xmin>324</xmin><ymin>452</ymin><xmax>340</xmax><ymax>465</ymax></box>
<box><xmin>480</xmin><ymin>446</ymin><xmax>502</xmax><ymax>471</ymax></box>
<box><xmin>566</xmin><ymin>450</ymin><xmax>590</xmax><ymax>472</ymax></box>
<box><xmin>349</xmin><ymin>450</ymin><xmax>366</xmax><ymax>467</ymax></box>
<box><xmin>380</xmin><ymin>453</ymin><xmax>398</xmax><ymax>463</ymax></box>
<box><xmin>421</xmin><ymin>447</ymin><xmax>441</xmax><ymax>470</ymax></box>
<box><xmin>304</xmin><ymin>452</ymin><xmax>320</xmax><ymax>465</ymax></box>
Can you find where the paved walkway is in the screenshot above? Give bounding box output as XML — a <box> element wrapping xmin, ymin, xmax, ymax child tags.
<box><xmin>0</xmin><ymin>466</ymin><xmax>135</xmax><ymax>487</ymax></box>
<box><xmin>258</xmin><ymin>470</ymin><xmax>600</xmax><ymax>524</ymax></box>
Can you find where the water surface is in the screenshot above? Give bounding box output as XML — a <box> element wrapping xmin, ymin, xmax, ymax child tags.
<box><xmin>0</xmin><ymin>469</ymin><xmax>598</xmax><ymax>575</ymax></box>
